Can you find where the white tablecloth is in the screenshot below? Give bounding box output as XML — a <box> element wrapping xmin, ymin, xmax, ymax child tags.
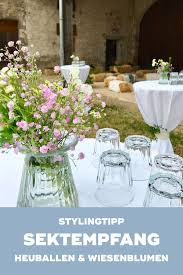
<box><xmin>134</xmin><ymin>81</ymin><xmax>183</xmax><ymax>154</ymax></box>
<box><xmin>0</xmin><ymin>139</ymin><xmax>154</xmax><ymax>208</ymax></box>
<box><xmin>61</xmin><ymin>65</ymin><xmax>90</xmax><ymax>83</ymax></box>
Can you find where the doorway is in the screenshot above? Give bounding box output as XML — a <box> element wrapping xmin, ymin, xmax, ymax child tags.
<box><xmin>138</xmin><ymin>0</ymin><xmax>183</xmax><ymax>71</ymax></box>
<box><xmin>0</xmin><ymin>20</ymin><xmax>18</xmax><ymax>67</ymax></box>
<box><xmin>105</xmin><ymin>39</ymin><xmax>117</xmax><ymax>70</ymax></box>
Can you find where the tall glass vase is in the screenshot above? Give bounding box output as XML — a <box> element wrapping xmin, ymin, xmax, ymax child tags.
<box><xmin>158</xmin><ymin>72</ymin><xmax>169</xmax><ymax>84</ymax></box>
<box><xmin>17</xmin><ymin>136</ymin><xmax>79</xmax><ymax>207</ymax></box>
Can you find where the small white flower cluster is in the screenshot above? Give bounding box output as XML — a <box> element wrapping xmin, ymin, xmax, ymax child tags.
<box><xmin>152</xmin><ymin>58</ymin><xmax>172</xmax><ymax>74</ymax></box>
<box><xmin>70</xmin><ymin>54</ymin><xmax>80</xmax><ymax>62</ymax></box>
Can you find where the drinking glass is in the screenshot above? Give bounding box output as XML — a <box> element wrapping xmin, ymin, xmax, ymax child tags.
<box><xmin>169</xmin><ymin>72</ymin><xmax>179</xmax><ymax>85</ymax></box>
<box><xmin>95</xmin><ymin>150</ymin><xmax>134</xmax><ymax>207</ymax></box>
<box><xmin>93</xmin><ymin>128</ymin><xmax>120</xmax><ymax>167</ymax></box>
<box><xmin>151</xmin><ymin>154</ymin><xmax>183</xmax><ymax>178</ymax></box>
<box><xmin>124</xmin><ymin>135</ymin><xmax>152</xmax><ymax>181</ymax></box>
<box><xmin>179</xmin><ymin>72</ymin><xmax>183</xmax><ymax>85</ymax></box>
<box><xmin>144</xmin><ymin>173</ymin><xmax>183</xmax><ymax>207</ymax></box>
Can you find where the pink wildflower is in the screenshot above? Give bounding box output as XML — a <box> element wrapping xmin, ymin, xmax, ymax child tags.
<box><xmin>61</xmin><ymin>88</ymin><xmax>69</xmax><ymax>96</ymax></box>
<box><xmin>78</xmin><ymin>152</ymin><xmax>85</xmax><ymax>160</ymax></box>
<box><xmin>73</xmin><ymin>117</ymin><xmax>80</xmax><ymax>124</ymax></box>
<box><xmin>54</xmin><ymin>65</ymin><xmax>61</xmax><ymax>74</ymax></box>
<box><xmin>65</xmin><ymin>117</ymin><xmax>71</xmax><ymax>123</ymax></box>
<box><xmin>3</xmin><ymin>143</ymin><xmax>10</xmax><ymax>149</ymax></box>
<box><xmin>16</xmin><ymin>121</ymin><xmax>29</xmax><ymax>131</ymax></box>
<box><xmin>40</xmin><ymin>145</ymin><xmax>49</xmax><ymax>154</ymax></box>
<box><xmin>51</xmin><ymin>112</ymin><xmax>56</xmax><ymax>120</ymax></box>
<box><xmin>29</xmin><ymin>122</ymin><xmax>34</xmax><ymax>128</ymax></box>
<box><xmin>102</xmin><ymin>101</ymin><xmax>106</xmax><ymax>108</ymax></box>
<box><xmin>7</xmin><ymin>101</ymin><xmax>14</xmax><ymax>111</ymax></box>
<box><xmin>43</xmin><ymin>126</ymin><xmax>49</xmax><ymax>132</ymax></box>
<box><xmin>33</xmin><ymin>112</ymin><xmax>41</xmax><ymax>119</ymax></box>
<box><xmin>54</xmin><ymin>129</ymin><xmax>61</xmax><ymax>139</ymax></box>
<box><xmin>40</xmin><ymin>105</ymin><xmax>49</xmax><ymax>113</ymax></box>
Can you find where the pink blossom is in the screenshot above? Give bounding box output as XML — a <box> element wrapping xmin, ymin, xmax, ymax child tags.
<box><xmin>65</xmin><ymin>117</ymin><xmax>71</xmax><ymax>123</ymax></box>
<box><xmin>96</xmin><ymin>93</ymin><xmax>101</xmax><ymax>99</ymax></box>
<box><xmin>54</xmin><ymin>65</ymin><xmax>61</xmax><ymax>74</ymax></box>
<box><xmin>47</xmin><ymin>142</ymin><xmax>57</xmax><ymax>151</ymax></box>
<box><xmin>8</xmin><ymin>41</ymin><xmax>14</xmax><ymax>47</ymax></box>
<box><xmin>102</xmin><ymin>101</ymin><xmax>106</xmax><ymax>108</ymax></box>
<box><xmin>40</xmin><ymin>145</ymin><xmax>49</xmax><ymax>154</ymax></box>
<box><xmin>40</xmin><ymin>105</ymin><xmax>49</xmax><ymax>113</ymax></box>
<box><xmin>33</xmin><ymin>112</ymin><xmax>41</xmax><ymax>119</ymax></box>
<box><xmin>43</xmin><ymin>126</ymin><xmax>49</xmax><ymax>132</ymax></box>
<box><xmin>78</xmin><ymin>152</ymin><xmax>85</xmax><ymax>160</ymax></box>
<box><xmin>42</xmin><ymin>88</ymin><xmax>53</xmax><ymax>99</ymax></box>
<box><xmin>3</xmin><ymin>143</ymin><xmax>10</xmax><ymax>149</ymax></box>
<box><xmin>14</xmin><ymin>147</ymin><xmax>19</xmax><ymax>154</ymax></box>
<box><xmin>24</xmin><ymin>101</ymin><xmax>31</xmax><ymax>107</ymax></box>
<box><xmin>29</xmin><ymin>122</ymin><xmax>34</xmax><ymax>128</ymax></box>
<box><xmin>60</xmin><ymin>108</ymin><xmax>66</xmax><ymax>115</ymax></box>
<box><xmin>36</xmin><ymin>124</ymin><xmax>41</xmax><ymax>129</ymax></box>
<box><xmin>54</xmin><ymin>129</ymin><xmax>61</xmax><ymax>139</ymax></box>
<box><xmin>94</xmin><ymin>123</ymin><xmax>99</xmax><ymax>130</ymax></box>
<box><xmin>61</xmin><ymin>88</ymin><xmax>69</xmax><ymax>96</ymax></box>
<box><xmin>7</xmin><ymin>101</ymin><xmax>14</xmax><ymax>111</ymax></box>
<box><xmin>16</xmin><ymin>120</ymin><xmax>29</xmax><ymax>131</ymax></box>
<box><xmin>73</xmin><ymin>117</ymin><xmax>80</xmax><ymax>124</ymax></box>
<box><xmin>51</xmin><ymin>112</ymin><xmax>56</xmax><ymax>120</ymax></box>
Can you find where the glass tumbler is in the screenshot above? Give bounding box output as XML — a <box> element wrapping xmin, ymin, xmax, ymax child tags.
<box><xmin>169</xmin><ymin>72</ymin><xmax>179</xmax><ymax>85</ymax></box>
<box><xmin>179</xmin><ymin>72</ymin><xmax>183</xmax><ymax>85</ymax></box>
<box><xmin>95</xmin><ymin>150</ymin><xmax>134</xmax><ymax>207</ymax></box>
<box><xmin>144</xmin><ymin>173</ymin><xmax>183</xmax><ymax>207</ymax></box>
<box><xmin>93</xmin><ymin>128</ymin><xmax>120</xmax><ymax>167</ymax></box>
<box><xmin>124</xmin><ymin>135</ymin><xmax>152</xmax><ymax>181</ymax></box>
<box><xmin>152</xmin><ymin>154</ymin><xmax>183</xmax><ymax>178</ymax></box>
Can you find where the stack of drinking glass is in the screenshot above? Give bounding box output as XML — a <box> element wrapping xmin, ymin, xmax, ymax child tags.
<box><xmin>93</xmin><ymin>128</ymin><xmax>183</xmax><ymax>207</ymax></box>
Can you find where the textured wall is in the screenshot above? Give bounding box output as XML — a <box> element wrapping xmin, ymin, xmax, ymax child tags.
<box><xmin>24</xmin><ymin>0</ymin><xmax>60</xmax><ymax>68</ymax></box>
<box><xmin>74</xmin><ymin>0</ymin><xmax>157</xmax><ymax>68</ymax></box>
<box><xmin>0</xmin><ymin>0</ymin><xmax>157</xmax><ymax>68</ymax></box>
<box><xmin>0</xmin><ymin>0</ymin><xmax>27</xmax><ymax>41</ymax></box>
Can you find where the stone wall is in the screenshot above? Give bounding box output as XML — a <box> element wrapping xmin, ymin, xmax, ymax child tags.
<box><xmin>0</xmin><ymin>0</ymin><xmax>27</xmax><ymax>41</ymax></box>
<box><xmin>24</xmin><ymin>0</ymin><xmax>60</xmax><ymax>68</ymax></box>
<box><xmin>0</xmin><ymin>0</ymin><xmax>158</xmax><ymax>69</ymax></box>
<box><xmin>73</xmin><ymin>0</ymin><xmax>157</xmax><ymax>68</ymax></box>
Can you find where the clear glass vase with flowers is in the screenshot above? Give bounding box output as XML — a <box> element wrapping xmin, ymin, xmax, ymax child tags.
<box><xmin>0</xmin><ymin>41</ymin><xmax>105</xmax><ymax>207</ymax></box>
<box><xmin>152</xmin><ymin>57</ymin><xmax>173</xmax><ymax>84</ymax></box>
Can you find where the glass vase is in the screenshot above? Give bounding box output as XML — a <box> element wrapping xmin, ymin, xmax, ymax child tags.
<box><xmin>17</xmin><ymin>136</ymin><xmax>79</xmax><ymax>208</ymax></box>
<box><xmin>158</xmin><ymin>72</ymin><xmax>169</xmax><ymax>84</ymax></box>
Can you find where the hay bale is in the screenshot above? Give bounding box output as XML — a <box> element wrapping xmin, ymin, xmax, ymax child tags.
<box><xmin>91</xmin><ymin>73</ymin><xmax>106</xmax><ymax>82</ymax></box>
<box><xmin>145</xmin><ymin>73</ymin><xmax>159</xmax><ymax>80</ymax></box>
<box><xmin>109</xmin><ymin>80</ymin><xmax>123</xmax><ymax>93</ymax></box>
<box><xmin>119</xmin><ymin>81</ymin><xmax>133</xmax><ymax>93</ymax></box>
<box><xmin>117</xmin><ymin>65</ymin><xmax>133</xmax><ymax>74</ymax></box>
<box><xmin>136</xmin><ymin>69</ymin><xmax>155</xmax><ymax>78</ymax></box>
<box><xmin>104</xmin><ymin>76</ymin><xmax>117</xmax><ymax>87</ymax></box>
<box><xmin>116</xmin><ymin>74</ymin><xmax>125</xmax><ymax>81</ymax></box>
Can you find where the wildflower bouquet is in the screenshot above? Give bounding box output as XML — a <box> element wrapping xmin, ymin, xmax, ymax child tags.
<box><xmin>0</xmin><ymin>41</ymin><xmax>105</xmax><ymax>156</ymax></box>
<box><xmin>152</xmin><ymin>57</ymin><xmax>173</xmax><ymax>74</ymax></box>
